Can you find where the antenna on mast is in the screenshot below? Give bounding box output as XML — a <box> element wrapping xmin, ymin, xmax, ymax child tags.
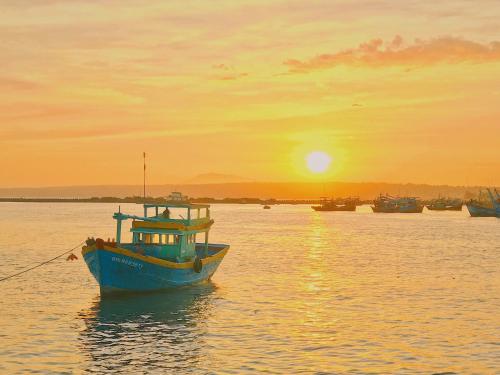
<box><xmin>143</xmin><ymin>152</ymin><xmax>146</xmax><ymax>201</ymax></box>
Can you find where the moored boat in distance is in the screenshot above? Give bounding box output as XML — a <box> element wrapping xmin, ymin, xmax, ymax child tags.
<box><xmin>312</xmin><ymin>197</ymin><xmax>358</xmax><ymax>212</ymax></box>
<box><xmin>166</xmin><ymin>191</ymin><xmax>189</xmax><ymax>203</ymax></box>
<box><xmin>82</xmin><ymin>197</ymin><xmax>229</xmax><ymax>294</ymax></box>
<box><xmin>466</xmin><ymin>188</ymin><xmax>500</xmax><ymax>217</ymax></box>
<box><xmin>426</xmin><ymin>197</ymin><xmax>463</xmax><ymax>211</ymax></box>
<box><xmin>371</xmin><ymin>194</ymin><xmax>423</xmax><ymax>213</ymax></box>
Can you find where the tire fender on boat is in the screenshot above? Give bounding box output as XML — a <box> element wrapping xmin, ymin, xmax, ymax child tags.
<box><xmin>193</xmin><ymin>256</ymin><xmax>203</xmax><ymax>273</ymax></box>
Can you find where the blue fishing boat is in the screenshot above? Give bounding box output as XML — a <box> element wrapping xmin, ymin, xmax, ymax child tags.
<box><xmin>466</xmin><ymin>188</ymin><xmax>500</xmax><ymax>217</ymax></box>
<box><xmin>82</xmin><ymin>200</ymin><xmax>229</xmax><ymax>294</ymax></box>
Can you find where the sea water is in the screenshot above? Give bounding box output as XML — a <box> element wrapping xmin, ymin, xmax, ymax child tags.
<box><xmin>0</xmin><ymin>203</ymin><xmax>499</xmax><ymax>374</ymax></box>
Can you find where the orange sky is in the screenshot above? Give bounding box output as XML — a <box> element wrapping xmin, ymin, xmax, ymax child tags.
<box><xmin>1</xmin><ymin>1</ymin><xmax>499</xmax><ymax>187</ymax></box>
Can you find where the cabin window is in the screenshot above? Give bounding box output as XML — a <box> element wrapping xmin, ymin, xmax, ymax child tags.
<box><xmin>158</xmin><ymin>234</ymin><xmax>178</xmax><ymax>245</ymax></box>
<box><xmin>136</xmin><ymin>233</ymin><xmax>160</xmax><ymax>244</ymax></box>
<box><xmin>189</xmin><ymin>208</ymin><xmax>208</xmax><ymax>219</ymax></box>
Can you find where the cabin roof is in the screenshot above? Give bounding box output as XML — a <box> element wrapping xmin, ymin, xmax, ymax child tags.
<box><xmin>130</xmin><ymin>227</ymin><xmax>185</xmax><ymax>235</ymax></box>
<box><xmin>143</xmin><ymin>203</ymin><xmax>210</xmax><ymax>209</ymax></box>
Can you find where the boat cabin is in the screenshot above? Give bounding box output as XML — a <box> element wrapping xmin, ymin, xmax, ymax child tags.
<box><xmin>112</xmin><ymin>202</ymin><xmax>213</xmax><ymax>262</ymax></box>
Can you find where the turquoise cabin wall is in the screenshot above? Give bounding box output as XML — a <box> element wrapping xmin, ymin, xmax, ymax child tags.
<box><xmin>122</xmin><ymin>243</ymin><xmax>181</xmax><ymax>261</ymax></box>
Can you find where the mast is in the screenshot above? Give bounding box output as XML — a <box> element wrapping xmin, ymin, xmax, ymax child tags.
<box><xmin>143</xmin><ymin>152</ymin><xmax>146</xmax><ymax>200</ymax></box>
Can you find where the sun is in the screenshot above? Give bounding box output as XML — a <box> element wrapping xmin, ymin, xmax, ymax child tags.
<box><xmin>306</xmin><ymin>151</ymin><xmax>332</xmax><ymax>173</ymax></box>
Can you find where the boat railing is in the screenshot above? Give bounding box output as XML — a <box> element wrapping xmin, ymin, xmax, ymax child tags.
<box><xmin>143</xmin><ymin>203</ymin><xmax>210</xmax><ymax>220</ymax></box>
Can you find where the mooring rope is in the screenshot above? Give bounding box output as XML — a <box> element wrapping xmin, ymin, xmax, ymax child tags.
<box><xmin>0</xmin><ymin>240</ymin><xmax>85</xmax><ymax>282</ymax></box>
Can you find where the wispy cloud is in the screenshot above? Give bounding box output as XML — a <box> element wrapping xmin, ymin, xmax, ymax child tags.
<box><xmin>212</xmin><ymin>63</ymin><xmax>230</xmax><ymax>70</ymax></box>
<box><xmin>215</xmin><ymin>73</ymin><xmax>248</xmax><ymax>81</ymax></box>
<box><xmin>0</xmin><ymin>77</ymin><xmax>41</xmax><ymax>90</ymax></box>
<box><xmin>0</xmin><ymin>122</ymin><xmax>230</xmax><ymax>142</ymax></box>
<box><xmin>285</xmin><ymin>36</ymin><xmax>500</xmax><ymax>72</ymax></box>
<box><xmin>211</xmin><ymin>63</ymin><xmax>248</xmax><ymax>80</ymax></box>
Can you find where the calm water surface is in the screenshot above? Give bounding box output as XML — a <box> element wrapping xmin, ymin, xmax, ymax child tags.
<box><xmin>0</xmin><ymin>203</ymin><xmax>499</xmax><ymax>374</ymax></box>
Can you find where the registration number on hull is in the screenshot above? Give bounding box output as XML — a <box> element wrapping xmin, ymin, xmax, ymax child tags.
<box><xmin>111</xmin><ymin>256</ymin><xmax>144</xmax><ymax>270</ymax></box>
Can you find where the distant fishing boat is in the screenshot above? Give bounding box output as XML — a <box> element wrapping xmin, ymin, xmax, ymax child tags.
<box><xmin>466</xmin><ymin>188</ymin><xmax>500</xmax><ymax>217</ymax></box>
<box><xmin>167</xmin><ymin>191</ymin><xmax>189</xmax><ymax>202</ymax></box>
<box><xmin>82</xmin><ymin>198</ymin><xmax>229</xmax><ymax>294</ymax></box>
<box><xmin>426</xmin><ymin>197</ymin><xmax>463</xmax><ymax>211</ymax></box>
<box><xmin>371</xmin><ymin>194</ymin><xmax>423</xmax><ymax>213</ymax></box>
<box><xmin>263</xmin><ymin>205</ymin><xmax>271</xmax><ymax>209</ymax></box>
<box><xmin>312</xmin><ymin>197</ymin><xmax>357</xmax><ymax>212</ymax></box>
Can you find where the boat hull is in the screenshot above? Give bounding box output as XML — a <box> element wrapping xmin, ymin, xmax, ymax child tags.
<box><xmin>466</xmin><ymin>203</ymin><xmax>499</xmax><ymax>217</ymax></box>
<box><xmin>82</xmin><ymin>243</ymin><xmax>229</xmax><ymax>294</ymax></box>
<box><xmin>371</xmin><ymin>205</ymin><xmax>423</xmax><ymax>213</ymax></box>
<box><xmin>426</xmin><ymin>205</ymin><xmax>462</xmax><ymax>211</ymax></box>
<box><xmin>312</xmin><ymin>205</ymin><xmax>356</xmax><ymax>212</ymax></box>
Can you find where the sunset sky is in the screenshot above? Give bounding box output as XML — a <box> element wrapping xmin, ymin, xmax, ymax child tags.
<box><xmin>1</xmin><ymin>0</ymin><xmax>499</xmax><ymax>187</ymax></box>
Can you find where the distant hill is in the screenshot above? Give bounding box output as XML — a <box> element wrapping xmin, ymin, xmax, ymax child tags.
<box><xmin>0</xmin><ymin>182</ymin><xmax>486</xmax><ymax>200</ymax></box>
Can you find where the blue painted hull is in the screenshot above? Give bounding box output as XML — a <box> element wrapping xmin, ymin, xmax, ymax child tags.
<box><xmin>83</xmin><ymin>246</ymin><xmax>227</xmax><ymax>294</ymax></box>
<box><xmin>466</xmin><ymin>203</ymin><xmax>499</xmax><ymax>217</ymax></box>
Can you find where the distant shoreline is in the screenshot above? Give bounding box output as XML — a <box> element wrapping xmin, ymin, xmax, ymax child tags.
<box><xmin>0</xmin><ymin>197</ymin><xmax>331</xmax><ymax>205</ymax></box>
<box><xmin>0</xmin><ymin>197</ymin><xmax>453</xmax><ymax>205</ymax></box>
